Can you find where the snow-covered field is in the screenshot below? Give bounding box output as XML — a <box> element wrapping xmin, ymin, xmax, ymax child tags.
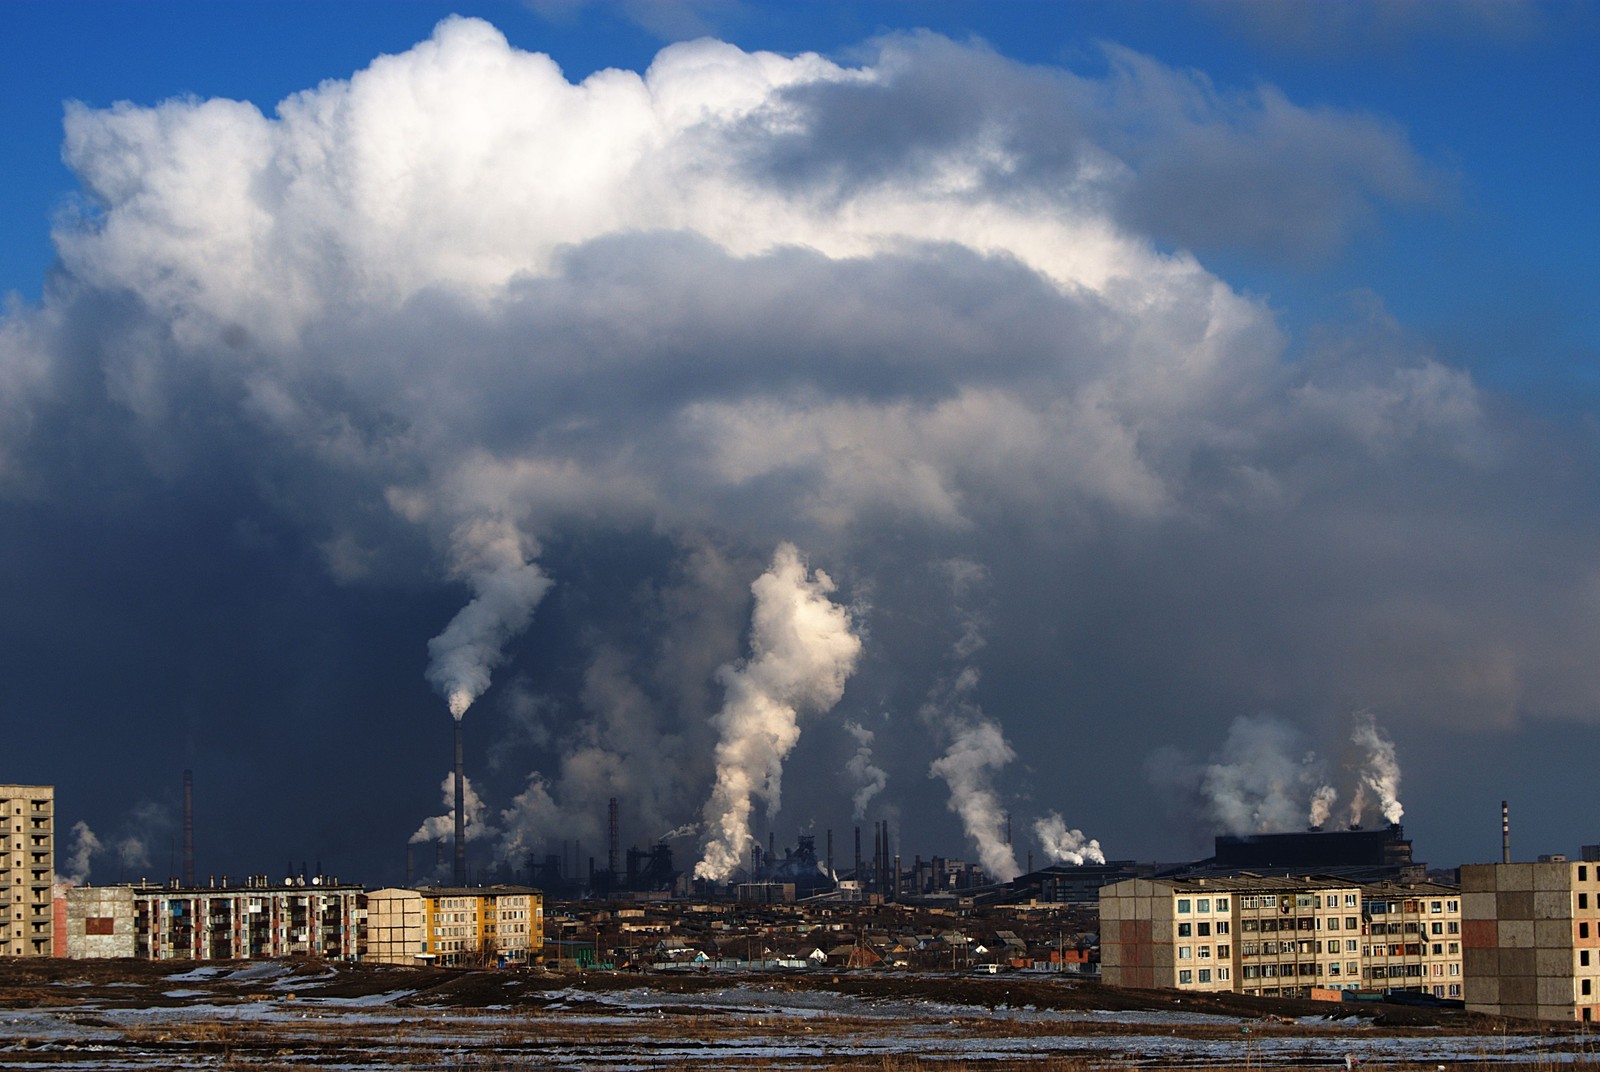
<box><xmin>1</xmin><ymin>965</ymin><xmax>1594</xmax><ymax>1070</ymax></box>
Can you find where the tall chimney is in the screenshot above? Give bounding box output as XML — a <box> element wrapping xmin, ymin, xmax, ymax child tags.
<box><xmin>454</xmin><ymin>720</ymin><xmax>467</xmax><ymax>886</ymax></box>
<box><xmin>182</xmin><ymin>769</ymin><xmax>195</xmax><ymax>887</ymax></box>
<box><xmin>1502</xmin><ymin>800</ymin><xmax>1511</xmax><ymax>864</ymax></box>
<box><xmin>608</xmin><ymin>797</ymin><xmax>620</xmax><ymax>877</ymax></box>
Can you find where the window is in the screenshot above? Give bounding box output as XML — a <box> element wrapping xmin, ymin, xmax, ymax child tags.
<box><xmin>1583</xmin><ymin>894</ymin><xmax>1591</xmax><ymax>910</ymax></box>
<box><xmin>1217</xmin><ymin>944</ymin><xmax>1230</xmax><ymax>959</ymax></box>
<box><xmin>1431</xmin><ymin>901</ymin><xmax>1443</xmax><ymax>913</ymax></box>
<box><xmin>1198</xmin><ymin>922</ymin><xmax>1211</xmax><ymax>937</ymax></box>
<box><xmin>1585</xmin><ymin>980</ymin><xmax>1593</xmax><ymax>997</ymax></box>
<box><xmin>1178</xmin><ymin>946</ymin><xmax>1192</xmax><ymax>959</ymax></box>
<box><xmin>1582</xmin><ymin>951</ymin><xmax>1591</xmax><ymax>967</ymax></box>
<box><xmin>1179</xmin><ymin>969</ymin><xmax>1193</xmax><ymax>984</ymax></box>
<box><xmin>1432</xmin><ymin>944</ymin><xmax>1443</xmax><ymax>955</ymax></box>
<box><xmin>1346</xmin><ymin>917</ymin><xmax>1358</xmax><ymax>930</ymax></box>
<box><xmin>1217</xmin><ymin>967</ymin><xmax>1230</xmax><ymax>980</ymax></box>
<box><xmin>1583</xmin><ymin>923</ymin><xmax>1591</xmax><ymax>939</ymax></box>
<box><xmin>1198</xmin><ymin>945</ymin><xmax>1212</xmax><ymax>959</ymax></box>
<box><xmin>1431</xmin><ymin>922</ymin><xmax>1443</xmax><ymax>935</ymax></box>
<box><xmin>1328</xmin><ymin>917</ymin><xmax>1340</xmax><ymax>931</ymax></box>
<box><xmin>1177</xmin><ymin>899</ymin><xmax>1192</xmax><ymax>914</ymax></box>
<box><xmin>1328</xmin><ymin>962</ymin><xmax>1341</xmax><ymax>976</ymax></box>
<box><xmin>1197</xmin><ymin>898</ymin><xmax>1211</xmax><ymax>912</ymax></box>
<box><xmin>1447</xmin><ymin>922</ymin><xmax>1460</xmax><ymax>934</ymax></box>
<box><xmin>1216</xmin><ymin>921</ymin><xmax>1230</xmax><ymax>935</ymax></box>
<box><xmin>1582</xmin><ymin>866</ymin><xmax>1589</xmax><ymax>881</ymax></box>
<box><xmin>1178</xmin><ymin>922</ymin><xmax>1192</xmax><ymax>937</ymax></box>
<box><xmin>1198</xmin><ymin>968</ymin><xmax>1211</xmax><ymax>983</ymax></box>
<box><xmin>1215</xmin><ymin>898</ymin><xmax>1229</xmax><ymax>911</ymax></box>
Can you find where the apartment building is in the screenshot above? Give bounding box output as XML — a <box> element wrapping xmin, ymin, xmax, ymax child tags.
<box><xmin>1101</xmin><ymin>875</ymin><xmax>1463</xmax><ymax>999</ymax></box>
<box><xmin>1359</xmin><ymin>882</ymin><xmax>1463</xmax><ymax>998</ymax></box>
<box><xmin>61</xmin><ymin>877</ymin><xmax>366</xmax><ymax>960</ymax></box>
<box><xmin>1</xmin><ymin>785</ymin><xmax>54</xmax><ymax>957</ymax></box>
<box><xmin>366</xmin><ymin>886</ymin><xmax>543</xmax><ymax>966</ymax></box>
<box><xmin>1461</xmin><ymin>861</ymin><xmax>1600</xmax><ymax>1023</ymax></box>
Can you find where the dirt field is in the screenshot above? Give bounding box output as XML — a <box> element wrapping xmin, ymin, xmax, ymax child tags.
<box><xmin>0</xmin><ymin>958</ymin><xmax>1590</xmax><ymax>1070</ymax></box>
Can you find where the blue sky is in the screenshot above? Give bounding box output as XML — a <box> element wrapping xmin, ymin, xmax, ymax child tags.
<box><xmin>3</xmin><ymin>2</ymin><xmax>1599</xmax><ymax>882</ymax></box>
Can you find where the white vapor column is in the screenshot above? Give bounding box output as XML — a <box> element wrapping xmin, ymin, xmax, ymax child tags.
<box><xmin>1033</xmin><ymin>812</ymin><xmax>1106</xmax><ymax>866</ymax></box>
<box><xmin>843</xmin><ymin>721</ymin><xmax>888</xmax><ymax>820</ymax></box>
<box><xmin>929</xmin><ymin>710</ymin><xmax>1021</xmax><ymax>882</ymax></box>
<box><xmin>1348</xmin><ymin>711</ymin><xmax>1403</xmax><ymax>826</ymax></box>
<box><xmin>426</xmin><ymin>518</ymin><xmax>551</xmax><ymax>720</ymax></box>
<box><xmin>695</xmin><ymin>543</ymin><xmax>861</xmax><ymax>882</ymax></box>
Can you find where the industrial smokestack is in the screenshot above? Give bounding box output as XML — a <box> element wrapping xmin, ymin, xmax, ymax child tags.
<box><xmin>454</xmin><ymin>720</ymin><xmax>467</xmax><ymax>886</ymax></box>
<box><xmin>182</xmin><ymin>769</ymin><xmax>195</xmax><ymax>887</ymax></box>
<box><xmin>1502</xmin><ymin>800</ymin><xmax>1511</xmax><ymax>864</ymax></box>
<box><xmin>826</xmin><ymin>829</ymin><xmax>833</xmax><ymax>877</ymax></box>
<box><xmin>608</xmin><ymin>797</ymin><xmax>619</xmax><ymax>878</ymax></box>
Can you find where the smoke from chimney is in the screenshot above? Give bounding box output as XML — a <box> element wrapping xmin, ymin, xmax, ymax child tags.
<box><xmin>426</xmin><ymin>518</ymin><xmax>551</xmax><ymax>720</ymax></box>
<box><xmin>1033</xmin><ymin>812</ymin><xmax>1105</xmax><ymax>866</ymax></box>
<box><xmin>694</xmin><ymin>543</ymin><xmax>861</xmax><ymax>882</ymax></box>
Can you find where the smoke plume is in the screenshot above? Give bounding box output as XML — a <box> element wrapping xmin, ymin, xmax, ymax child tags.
<box><xmin>412</xmin><ymin>771</ymin><xmax>490</xmax><ymax>844</ymax></box>
<box><xmin>695</xmin><ymin>543</ymin><xmax>862</xmax><ymax>881</ymax></box>
<box><xmin>1033</xmin><ymin>812</ymin><xmax>1106</xmax><ymax>866</ymax></box>
<box><xmin>58</xmin><ymin>821</ymin><xmax>103</xmax><ymax>886</ymax></box>
<box><xmin>1348</xmin><ymin>711</ymin><xmax>1403</xmax><ymax>825</ymax></box>
<box><xmin>1308</xmin><ymin>783</ymin><xmax>1339</xmax><ymax>828</ymax></box>
<box><xmin>426</xmin><ymin>518</ymin><xmax>551</xmax><ymax>720</ymax></box>
<box><xmin>925</xmin><ymin>670</ymin><xmax>1021</xmax><ymax>882</ymax></box>
<box><xmin>843</xmin><ymin>721</ymin><xmax>889</xmax><ymax>820</ymax></box>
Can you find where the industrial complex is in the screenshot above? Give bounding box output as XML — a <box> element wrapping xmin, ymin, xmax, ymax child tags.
<box><xmin>8</xmin><ymin>779</ymin><xmax>1600</xmax><ymax>1025</ymax></box>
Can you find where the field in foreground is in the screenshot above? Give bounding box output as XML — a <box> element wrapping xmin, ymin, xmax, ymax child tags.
<box><xmin>0</xmin><ymin>959</ymin><xmax>1595</xmax><ymax>1070</ymax></box>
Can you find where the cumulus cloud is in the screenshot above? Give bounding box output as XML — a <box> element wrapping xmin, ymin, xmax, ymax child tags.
<box><xmin>0</xmin><ymin>18</ymin><xmax>1595</xmax><ymax>876</ymax></box>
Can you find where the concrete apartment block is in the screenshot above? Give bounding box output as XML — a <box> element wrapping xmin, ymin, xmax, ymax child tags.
<box><xmin>1462</xmin><ymin>861</ymin><xmax>1600</xmax><ymax>1023</ymax></box>
<box><xmin>1</xmin><ymin>785</ymin><xmax>54</xmax><ymax>957</ymax></box>
<box><xmin>64</xmin><ymin>886</ymin><xmax>138</xmax><ymax>958</ymax></box>
<box><xmin>366</xmin><ymin>886</ymin><xmax>544</xmax><ymax>967</ymax></box>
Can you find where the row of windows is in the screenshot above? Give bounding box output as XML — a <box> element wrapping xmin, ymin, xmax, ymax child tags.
<box><xmin>1177</xmin><ymin>921</ymin><xmax>1229</xmax><ymax>937</ymax></box>
<box><xmin>1177</xmin><ymin>967</ymin><xmax>1230</xmax><ymax>984</ymax></box>
<box><xmin>1175</xmin><ymin>897</ymin><xmax>1230</xmax><ymax>914</ymax></box>
<box><xmin>1176</xmin><ymin>944</ymin><xmax>1230</xmax><ymax>960</ymax></box>
<box><xmin>1366</xmin><ymin>899</ymin><xmax>1459</xmax><ymax>914</ymax></box>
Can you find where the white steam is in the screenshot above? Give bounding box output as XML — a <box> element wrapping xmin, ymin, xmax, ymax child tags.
<box><xmin>843</xmin><ymin>721</ymin><xmax>889</xmax><ymax>820</ymax></box>
<box><xmin>1149</xmin><ymin>711</ymin><xmax>1405</xmax><ymax>835</ymax></box>
<box><xmin>412</xmin><ymin>771</ymin><xmax>491</xmax><ymax>845</ymax></box>
<box><xmin>426</xmin><ymin>518</ymin><xmax>551</xmax><ymax>719</ymax></box>
<box><xmin>1308</xmin><ymin>783</ymin><xmax>1339</xmax><ymax>828</ymax></box>
<box><xmin>1033</xmin><ymin>812</ymin><xmax>1106</xmax><ymax>867</ymax></box>
<box><xmin>1348</xmin><ymin>711</ymin><xmax>1403</xmax><ymax>825</ymax></box>
<box><xmin>695</xmin><ymin>543</ymin><xmax>862</xmax><ymax>881</ymax></box>
<box><xmin>58</xmin><ymin>821</ymin><xmax>103</xmax><ymax>886</ymax></box>
<box><xmin>924</xmin><ymin>667</ymin><xmax>1021</xmax><ymax>882</ymax></box>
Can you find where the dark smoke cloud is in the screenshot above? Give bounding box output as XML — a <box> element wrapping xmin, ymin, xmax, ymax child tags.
<box><xmin>2</xmin><ymin>19</ymin><xmax>1596</xmax><ymax>881</ymax></box>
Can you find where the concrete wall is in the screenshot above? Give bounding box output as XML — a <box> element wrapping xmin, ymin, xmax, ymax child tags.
<box><xmin>64</xmin><ymin>886</ymin><xmax>137</xmax><ymax>959</ymax></box>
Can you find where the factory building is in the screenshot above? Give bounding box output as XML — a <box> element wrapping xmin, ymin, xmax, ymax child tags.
<box><xmin>366</xmin><ymin>886</ymin><xmax>543</xmax><ymax>967</ymax></box>
<box><xmin>1101</xmin><ymin>875</ymin><xmax>1463</xmax><ymax>999</ymax></box>
<box><xmin>1</xmin><ymin>784</ymin><xmax>54</xmax><ymax>957</ymax></box>
<box><xmin>61</xmin><ymin>878</ymin><xmax>366</xmax><ymax>960</ymax></box>
<box><xmin>1461</xmin><ymin>861</ymin><xmax>1600</xmax><ymax>1023</ymax></box>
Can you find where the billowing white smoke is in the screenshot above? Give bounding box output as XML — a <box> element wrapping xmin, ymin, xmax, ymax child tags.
<box><xmin>1348</xmin><ymin>711</ymin><xmax>1403</xmax><ymax>825</ymax></box>
<box><xmin>1151</xmin><ymin>711</ymin><xmax>1405</xmax><ymax>835</ymax></box>
<box><xmin>843</xmin><ymin>721</ymin><xmax>888</xmax><ymax>820</ymax></box>
<box><xmin>1308</xmin><ymin>783</ymin><xmax>1339</xmax><ymax>828</ymax></box>
<box><xmin>426</xmin><ymin>518</ymin><xmax>551</xmax><ymax>720</ymax></box>
<box><xmin>411</xmin><ymin>771</ymin><xmax>491</xmax><ymax>844</ymax></box>
<box><xmin>1033</xmin><ymin>812</ymin><xmax>1106</xmax><ymax>866</ymax></box>
<box><xmin>695</xmin><ymin>543</ymin><xmax>862</xmax><ymax>881</ymax></box>
<box><xmin>659</xmin><ymin>822</ymin><xmax>700</xmax><ymax>841</ymax></box>
<box><xmin>926</xmin><ymin>674</ymin><xmax>1020</xmax><ymax>883</ymax></box>
<box><xmin>58</xmin><ymin>821</ymin><xmax>103</xmax><ymax>886</ymax></box>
